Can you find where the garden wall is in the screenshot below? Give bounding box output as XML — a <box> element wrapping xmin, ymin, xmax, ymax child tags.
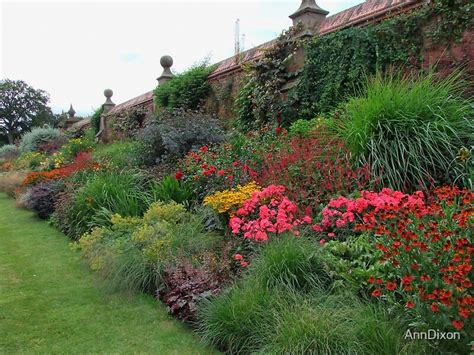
<box><xmin>97</xmin><ymin>0</ymin><xmax>473</xmax><ymax>138</ymax></box>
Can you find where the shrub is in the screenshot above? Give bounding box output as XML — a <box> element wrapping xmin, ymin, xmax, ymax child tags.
<box><xmin>19</xmin><ymin>127</ymin><xmax>63</xmax><ymax>153</ymax></box>
<box><xmin>21</xmin><ymin>180</ymin><xmax>64</xmax><ymax>219</ymax></box>
<box><xmin>150</xmin><ymin>176</ymin><xmax>193</xmax><ymax>204</ymax></box>
<box><xmin>333</xmin><ymin>71</ymin><xmax>473</xmax><ymax>192</ymax></box>
<box><xmin>0</xmin><ymin>144</ymin><xmax>19</xmax><ymax>161</ymax></box>
<box><xmin>137</xmin><ymin>109</ymin><xmax>226</xmax><ymax>165</ymax></box>
<box><xmin>64</xmin><ymin>170</ymin><xmax>152</xmax><ymax>239</ymax></box>
<box><xmin>154</xmin><ymin>63</ymin><xmax>214</xmax><ymax>110</ymax></box>
<box><xmin>257</xmin><ymin>130</ymin><xmax>372</xmax><ymax>212</ymax></box>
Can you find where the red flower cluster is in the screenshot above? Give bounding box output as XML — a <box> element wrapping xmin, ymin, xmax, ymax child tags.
<box><xmin>22</xmin><ymin>152</ymin><xmax>99</xmax><ymax>186</ymax></box>
<box><xmin>313</xmin><ymin>188</ymin><xmax>426</xmax><ymax>233</ymax></box>
<box><xmin>180</xmin><ymin>145</ymin><xmax>258</xmax><ymax>188</ymax></box>
<box><xmin>257</xmin><ymin>133</ymin><xmax>370</xmax><ymax>213</ymax></box>
<box><xmin>229</xmin><ymin>185</ymin><xmax>311</xmax><ymax>242</ymax></box>
<box><xmin>333</xmin><ymin>186</ymin><xmax>473</xmax><ymax>332</ymax></box>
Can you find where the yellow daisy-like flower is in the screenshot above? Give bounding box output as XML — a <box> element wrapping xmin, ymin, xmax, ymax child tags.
<box><xmin>204</xmin><ymin>181</ymin><xmax>261</xmax><ymax>217</ymax></box>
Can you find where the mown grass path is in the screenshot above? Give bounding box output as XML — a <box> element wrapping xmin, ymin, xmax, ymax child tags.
<box><xmin>0</xmin><ymin>193</ymin><xmax>216</xmax><ymax>354</ymax></box>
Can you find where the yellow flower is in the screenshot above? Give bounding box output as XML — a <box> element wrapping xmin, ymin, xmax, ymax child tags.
<box><xmin>204</xmin><ymin>181</ymin><xmax>260</xmax><ymax>217</ymax></box>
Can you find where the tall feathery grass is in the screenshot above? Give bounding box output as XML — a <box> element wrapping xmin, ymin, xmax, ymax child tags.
<box><xmin>333</xmin><ymin>70</ymin><xmax>473</xmax><ymax>192</ymax></box>
<box><xmin>66</xmin><ymin>170</ymin><xmax>152</xmax><ymax>239</ymax></box>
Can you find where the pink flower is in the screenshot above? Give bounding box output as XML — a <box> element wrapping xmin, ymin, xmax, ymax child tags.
<box><xmin>240</xmin><ymin>261</ymin><xmax>248</xmax><ymax>267</ymax></box>
<box><xmin>234</xmin><ymin>254</ymin><xmax>243</xmax><ymax>261</ymax></box>
<box><xmin>327</xmin><ymin>232</ymin><xmax>335</xmax><ymax>237</ymax></box>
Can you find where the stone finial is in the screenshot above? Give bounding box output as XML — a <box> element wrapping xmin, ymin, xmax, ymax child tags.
<box><xmin>289</xmin><ymin>0</ymin><xmax>329</xmax><ymax>36</ymax></box>
<box><xmin>157</xmin><ymin>55</ymin><xmax>175</xmax><ymax>85</ymax></box>
<box><xmin>68</xmin><ymin>104</ymin><xmax>76</xmax><ymax>118</ymax></box>
<box><xmin>103</xmin><ymin>89</ymin><xmax>116</xmax><ymax>113</ymax></box>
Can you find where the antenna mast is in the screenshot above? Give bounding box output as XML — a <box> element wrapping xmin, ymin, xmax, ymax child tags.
<box><xmin>234</xmin><ymin>18</ymin><xmax>240</xmax><ymax>56</ymax></box>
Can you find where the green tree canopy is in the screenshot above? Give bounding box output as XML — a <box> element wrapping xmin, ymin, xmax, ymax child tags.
<box><xmin>0</xmin><ymin>79</ymin><xmax>53</xmax><ymax>143</ymax></box>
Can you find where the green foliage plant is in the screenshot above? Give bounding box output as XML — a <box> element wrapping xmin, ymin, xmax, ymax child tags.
<box><xmin>151</xmin><ymin>176</ymin><xmax>193</xmax><ymax>204</ymax></box>
<box><xmin>90</xmin><ymin>106</ymin><xmax>104</xmax><ymax>134</ymax></box>
<box><xmin>154</xmin><ymin>63</ymin><xmax>215</xmax><ymax>111</ymax></box>
<box><xmin>64</xmin><ymin>170</ymin><xmax>152</xmax><ymax>240</ymax></box>
<box><xmin>333</xmin><ymin>70</ymin><xmax>473</xmax><ymax>191</ymax></box>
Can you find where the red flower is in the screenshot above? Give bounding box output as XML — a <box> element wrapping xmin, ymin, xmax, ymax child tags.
<box><xmin>175</xmin><ymin>171</ymin><xmax>184</xmax><ymax>180</ymax></box>
<box><xmin>217</xmin><ymin>169</ymin><xmax>225</xmax><ymax>176</ymax></box>
<box><xmin>430</xmin><ymin>303</ymin><xmax>439</xmax><ymax>312</ymax></box>
<box><xmin>406</xmin><ymin>301</ymin><xmax>415</xmax><ymax>309</ymax></box>
<box><xmin>240</xmin><ymin>261</ymin><xmax>248</xmax><ymax>267</ymax></box>
<box><xmin>420</xmin><ymin>274</ymin><xmax>431</xmax><ymax>282</ymax></box>
<box><xmin>233</xmin><ymin>254</ymin><xmax>243</xmax><ymax>261</ymax></box>
<box><xmin>401</xmin><ymin>275</ymin><xmax>414</xmax><ymax>285</ymax></box>
<box><xmin>371</xmin><ymin>288</ymin><xmax>382</xmax><ymax>297</ymax></box>
<box><xmin>276</xmin><ymin>127</ymin><xmax>282</xmax><ymax>135</ymax></box>
<box><xmin>199</xmin><ymin>146</ymin><xmax>209</xmax><ymax>153</ymax></box>
<box><xmin>385</xmin><ymin>281</ymin><xmax>397</xmax><ymax>291</ymax></box>
<box><xmin>232</xmin><ymin>161</ymin><xmax>239</xmax><ymax>167</ymax></box>
<box><xmin>368</xmin><ymin>276</ymin><xmax>376</xmax><ymax>284</ymax></box>
<box><xmin>451</xmin><ymin>320</ymin><xmax>464</xmax><ymax>330</ymax></box>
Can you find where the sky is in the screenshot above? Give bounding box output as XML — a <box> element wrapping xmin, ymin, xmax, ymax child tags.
<box><xmin>1</xmin><ymin>0</ymin><xmax>363</xmax><ymax>116</ymax></box>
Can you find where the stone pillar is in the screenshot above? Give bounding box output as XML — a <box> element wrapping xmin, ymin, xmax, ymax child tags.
<box><xmin>289</xmin><ymin>0</ymin><xmax>329</xmax><ymax>37</ymax></box>
<box><xmin>97</xmin><ymin>89</ymin><xmax>115</xmax><ymax>142</ymax></box>
<box><xmin>157</xmin><ymin>55</ymin><xmax>175</xmax><ymax>85</ymax></box>
<box><xmin>102</xmin><ymin>89</ymin><xmax>115</xmax><ymax>114</ymax></box>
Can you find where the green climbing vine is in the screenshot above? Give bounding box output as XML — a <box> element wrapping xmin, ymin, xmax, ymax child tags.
<box><xmin>235</xmin><ymin>0</ymin><xmax>473</xmax><ymax>125</ymax></box>
<box><xmin>235</xmin><ymin>23</ymin><xmax>304</xmax><ymax>130</ymax></box>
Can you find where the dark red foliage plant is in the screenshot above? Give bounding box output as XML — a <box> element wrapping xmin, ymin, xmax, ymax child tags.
<box><xmin>257</xmin><ymin>130</ymin><xmax>371</xmax><ymax>214</ymax></box>
<box><xmin>158</xmin><ymin>262</ymin><xmax>225</xmax><ymax>323</ymax></box>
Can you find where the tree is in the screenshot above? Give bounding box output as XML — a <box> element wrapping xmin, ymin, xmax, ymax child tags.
<box><xmin>0</xmin><ymin>79</ymin><xmax>53</xmax><ymax>143</ymax></box>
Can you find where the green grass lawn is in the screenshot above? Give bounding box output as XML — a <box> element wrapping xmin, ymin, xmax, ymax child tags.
<box><xmin>0</xmin><ymin>193</ymin><xmax>217</xmax><ymax>354</ymax></box>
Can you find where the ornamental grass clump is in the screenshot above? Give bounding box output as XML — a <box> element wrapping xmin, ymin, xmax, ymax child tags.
<box><xmin>63</xmin><ymin>170</ymin><xmax>152</xmax><ymax>240</ymax></box>
<box><xmin>198</xmin><ymin>236</ymin><xmax>420</xmax><ymax>354</ymax></box>
<box><xmin>334</xmin><ymin>70</ymin><xmax>473</xmax><ymax>192</ymax></box>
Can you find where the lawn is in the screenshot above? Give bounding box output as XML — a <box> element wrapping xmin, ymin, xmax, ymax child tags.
<box><xmin>0</xmin><ymin>193</ymin><xmax>217</xmax><ymax>354</ymax></box>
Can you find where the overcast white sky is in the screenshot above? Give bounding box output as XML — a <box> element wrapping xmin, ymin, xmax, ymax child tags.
<box><xmin>1</xmin><ymin>0</ymin><xmax>362</xmax><ymax>116</ymax></box>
